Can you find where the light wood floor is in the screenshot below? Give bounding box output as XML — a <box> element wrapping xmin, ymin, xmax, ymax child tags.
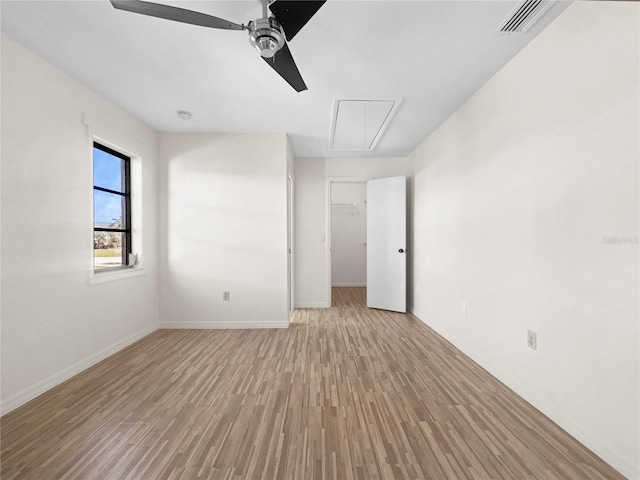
<box><xmin>1</xmin><ymin>288</ymin><xmax>623</xmax><ymax>480</ymax></box>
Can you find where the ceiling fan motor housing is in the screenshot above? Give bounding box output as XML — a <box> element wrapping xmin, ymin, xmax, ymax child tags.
<box><xmin>248</xmin><ymin>17</ymin><xmax>285</xmax><ymax>58</ymax></box>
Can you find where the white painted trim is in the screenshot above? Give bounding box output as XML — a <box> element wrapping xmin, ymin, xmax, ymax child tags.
<box><xmin>82</xmin><ymin>114</ymin><xmax>148</xmax><ymax>156</ymax></box>
<box><xmin>295</xmin><ymin>302</ymin><xmax>330</xmax><ymax>309</ymax></box>
<box><xmin>328</xmin><ymin>97</ymin><xmax>403</xmax><ymax>152</ymax></box>
<box><xmin>288</xmin><ymin>174</ymin><xmax>295</xmax><ymax>312</ymax></box>
<box><xmin>159</xmin><ymin>321</ymin><xmax>290</xmax><ymax>329</ymax></box>
<box><xmin>332</xmin><ymin>283</ymin><xmax>367</xmax><ymax>287</ymax></box>
<box><xmin>0</xmin><ymin>324</ymin><xmax>157</xmax><ymax>416</ymax></box>
<box><xmin>90</xmin><ymin>266</ymin><xmax>145</xmax><ymax>285</ymax></box>
<box><xmin>410</xmin><ymin>309</ymin><xmax>638</xmax><ymax>480</ymax></box>
<box><xmin>325</xmin><ymin>180</ymin><xmax>332</xmax><ymax>308</ymax></box>
<box><xmin>83</xmin><ymin>113</ymin><xmax>146</xmax><ymax>283</ymax></box>
<box><xmin>326</xmin><ymin>177</ymin><xmax>372</xmax><ymax>183</ymax></box>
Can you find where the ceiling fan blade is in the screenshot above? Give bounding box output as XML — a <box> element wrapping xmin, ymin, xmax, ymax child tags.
<box><xmin>262</xmin><ymin>43</ymin><xmax>307</xmax><ymax>92</ymax></box>
<box><xmin>268</xmin><ymin>1</ymin><xmax>326</xmax><ymax>41</ymax></box>
<box><xmin>110</xmin><ymin>0</ymin><xmax>245</xmax><ymax>31</ymax></box>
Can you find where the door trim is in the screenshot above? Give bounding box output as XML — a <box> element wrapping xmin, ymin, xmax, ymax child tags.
<box><xmin>288</xmin><ymin>175</ymin><xmax>295</xmax><ymax>313</ymax></box>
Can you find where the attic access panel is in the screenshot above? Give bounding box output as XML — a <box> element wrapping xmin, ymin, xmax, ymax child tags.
<box><xmin>329</xmin><ymin>98</ymin><xmax>401</xmax><ymax>151</ymax></box>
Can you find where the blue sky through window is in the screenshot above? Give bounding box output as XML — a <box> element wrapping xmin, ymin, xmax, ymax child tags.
<box><xmin>93</xmin><ymin>147</ymin><xmax>124</xmax><ymax>227</ymax></box>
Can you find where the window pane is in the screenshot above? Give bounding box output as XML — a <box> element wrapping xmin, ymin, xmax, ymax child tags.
<box><xmin>94</xmin><ymin>189</ymin><xmax>125</xmax><ymax>229</ymax></box>
<box><xmin>93</xmin><ymin>142</ymin><xmax>131</xmax><ymax>272</ymax></box>
<box><xmin>94</xmin><ymin>232</ymin><xmax>126</xmax><ymax>269</ymax></box>
<box><xmin>93</xmin><ymin>147</ymin><xmax>124</xmax><ymax>192</ymax></box>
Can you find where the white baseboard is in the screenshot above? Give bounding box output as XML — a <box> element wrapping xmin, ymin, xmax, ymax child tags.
<box><xmin>410</xmin><ymin>308</ymin><xmax>639</xmax><ymax>480</ymax></box>
<box><xmin>0</xmin><ymin>324</ymin><xmax>157</xmax><ymax>416</ymax></box>
<box><xmin>295</xmin><ymin>302</ymin><xmax>330</xmax><ymax>309</ymax></box>
<box><xmin>159</xmin><ymin>321</ymin><xmax>289</xmax><ymax>329</ymax></box>
<box><xmin>331</xmin><ymin>283</ymin><xmax>367</xmax><ymax>287</ymax></box>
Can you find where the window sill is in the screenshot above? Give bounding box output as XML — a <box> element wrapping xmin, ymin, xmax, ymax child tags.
<box><xmin>89</xmin><ymin>266</ymin><xmax>145</xmax><ymax>285</ymax></box>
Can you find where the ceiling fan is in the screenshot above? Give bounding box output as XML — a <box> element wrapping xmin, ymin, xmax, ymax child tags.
<box><xmin>109</xmin><ymin>0</ymin><xmax>326</xmax><ymax>92</ymax></box>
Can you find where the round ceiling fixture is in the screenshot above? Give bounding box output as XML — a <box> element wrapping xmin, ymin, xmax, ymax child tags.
<box><xmin>177</xmin><ymin>110</ymin><xmax>192</xmax><ymax>121</ymax></box>
<box><xmin>248</xmin><ymin>18</ymin><xmax>285</xmax><ymax>58</ymax></box>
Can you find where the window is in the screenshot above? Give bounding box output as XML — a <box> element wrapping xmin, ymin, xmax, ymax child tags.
<box><xmin>93</xmin><ymin>142</ymin><xmax>131</xmax><ymax>270</ymax></box>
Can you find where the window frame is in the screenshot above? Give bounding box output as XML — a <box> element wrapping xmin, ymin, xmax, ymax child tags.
<box><xmin>93</xmin><ymin>141</ymin><xmax>132</xmax><ymax>271</ymax></box>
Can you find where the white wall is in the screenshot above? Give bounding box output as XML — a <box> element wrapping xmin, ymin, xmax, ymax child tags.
<box><xmin>293</xmin><ymin>159</ymin><xmax>328</xmax><ymax>307</ymax></box>
<box><xmin>331</xmin><ymin>183</ymin><xmax>367</xmax><ymax>286</ymax></box>
<box><xmin>1</xmin><ymin>36</ymin><xmax>160</xmax><ymax>414</ymax></box>
<box><xmin>158</xmin><ymin>133</ymin><xmax>289</xmax><ymax>328</ymax></box>
<box><xmin>294</xmin><ymin>157</ymin><xmax>407</xmax><ymax>307</ymax></box>
<box><xmin>408</xmin><ymin>3</ymin><xmax>639</xmax><ymax>478</ymax></box>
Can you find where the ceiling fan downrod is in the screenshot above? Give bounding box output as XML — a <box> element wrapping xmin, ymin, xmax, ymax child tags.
<box><xmin>248</xmin><ymin>0</ymin><xmax>285</xmax><ymax>59</ymax></box>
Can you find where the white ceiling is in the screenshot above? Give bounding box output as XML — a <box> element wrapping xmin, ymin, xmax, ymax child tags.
<box><xmin>0</xmin><ymin>0</ymin><xmax>570</xmax><ymax>158</ymax></box>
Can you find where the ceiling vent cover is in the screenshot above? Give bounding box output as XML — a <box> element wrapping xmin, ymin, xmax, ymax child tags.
<box><xmin>497</xmin><ymin>0</ymin><xmax>555</xmax><ymax>34</ymax></box>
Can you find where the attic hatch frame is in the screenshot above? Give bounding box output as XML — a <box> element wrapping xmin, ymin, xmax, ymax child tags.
<box><xmin>328</xmin><ymin>97</ymin><xmax>402</xmax><ymax>152</ymax></box>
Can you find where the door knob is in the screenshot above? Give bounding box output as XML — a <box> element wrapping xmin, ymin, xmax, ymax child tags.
<box><xmin>398</xmin><ymin>248</ymin><xmax>404</xmax><ymax>253</ymax></box>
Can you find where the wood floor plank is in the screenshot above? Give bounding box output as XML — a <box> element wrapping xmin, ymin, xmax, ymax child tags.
<box><xmin>1</xmin><ymin>287</ymin><xmax>625</xmax><ymax>479</ymax></box>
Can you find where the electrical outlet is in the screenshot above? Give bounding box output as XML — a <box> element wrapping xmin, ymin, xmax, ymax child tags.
<box><xmin>527</xmin><ymin>330</ymin><xmax>537</xmax><ymax>350</ymax></box>
<box><xmin>223</xmin><ymin>291</ymin><xmax>230</xmax><ymax>301</ymax></box>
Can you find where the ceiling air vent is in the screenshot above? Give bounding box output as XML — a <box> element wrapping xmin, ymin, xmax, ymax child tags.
<box><xmin>497</xmin><ymin>0</ymin><xmax>555</xmax><ymax>34</ymax></box>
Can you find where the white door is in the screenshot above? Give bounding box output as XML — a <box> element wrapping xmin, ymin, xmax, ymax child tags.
<box><xmin>367</xmin><ymin>176</ymin><xmax>406</xmax><ymax>312</ymax></box>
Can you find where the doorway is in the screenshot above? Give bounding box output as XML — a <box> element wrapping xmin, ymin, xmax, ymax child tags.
<box><xmin>328</xmin><ymin>179</ymin><xmax>368</xmax><ymax>306</ymax></box>
<box><xmin>326</xmin><ymin>176</ymin><xmax>407</xmax><ymax>312</ymax></box>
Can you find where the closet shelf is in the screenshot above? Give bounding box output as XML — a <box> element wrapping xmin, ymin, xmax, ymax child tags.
<box><xmin>331</xmin><ymin>203</ymin><xmax>358</xmax><ymax>216</ymax></box>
